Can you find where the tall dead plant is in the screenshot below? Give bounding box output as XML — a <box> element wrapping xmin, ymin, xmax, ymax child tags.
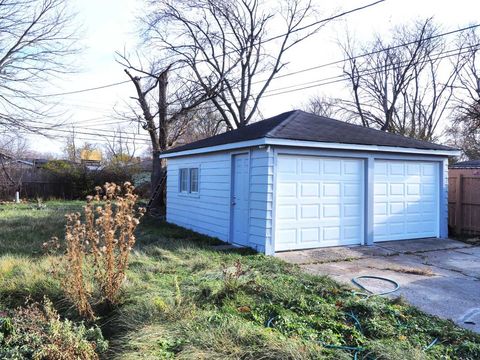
<box><xmin>50</xmin><ymin>182</ymin><xmax>145</xmax><ymax>319</ymax></box>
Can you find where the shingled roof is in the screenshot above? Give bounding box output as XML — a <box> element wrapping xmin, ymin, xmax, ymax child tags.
<box><xmin>450</xmin><ymin>160</ymin><xmax>480</xmax><ymax>168</ymax></box>
<box><xmin>163</xmin><ymin>110</ymin><xmax>455</xmax><ymax>154</ymax></box>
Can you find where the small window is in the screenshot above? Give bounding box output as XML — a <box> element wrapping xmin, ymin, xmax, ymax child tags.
<box><xmin>179</xmin><ymin>168</ymin><xmax>188</xmax><ymax>192</ymax></box>
<box><xmin>179</xmin><ymin>167</ymin><xmax>199</xmax><ymax>194</ymax></box>
<box><xmin>190</xmin><ymin>168</ymin><xmax>199</xmax><ymax>193</ymax></box>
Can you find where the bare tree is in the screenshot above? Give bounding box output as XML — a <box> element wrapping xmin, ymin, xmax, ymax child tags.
<box><xmin>301</xmin><ymin>95</ymin><xmax>340</xmax><ymax>118</ymax></box>
<box><xmin>117</xmin><ymin>54</ymin><xmax>213</xmax><ymax>194</ymax></box>
<box><xmin>142</xmin><ymin>0</ymin><xmax>322</xmax><ymax>129</ymax></box>
<box><xmin>0</xmin><ymin>135</ymin><xmax>30</xmax><ymax>199</ymax></box>
<box><xmin>341</xmin><ymin>18</ymin><xmax>461</xmax><ymax>140</ymax></box>
<box><xmin>104</xmin><ymin>128</ymin><xmax>138</xmax><ymax>166</ymax></box>
<box><xmin>0</xmin><ymin>0</ymin><xmax>78</xmax><ymax>133</ymax></box>
<box><xmin>446</xmin><ymin>28</ymin><xmax>480</xmax><ymax>158</ymax></box>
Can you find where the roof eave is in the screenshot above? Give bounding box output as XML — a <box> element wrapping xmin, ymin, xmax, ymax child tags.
<box><xmin>160</xmin><ymin>137</ymin><xmax>460</xmax><ymax>159</ymax></box>
<box><xmin>160</xmin><ymin>138</ymin><xmax>267</xmax><ymax>158</ymax></box>
<box><xmin>265</xmin><ymin>138</ymin><xmax>461</xmax><ymax>157</ymax></box>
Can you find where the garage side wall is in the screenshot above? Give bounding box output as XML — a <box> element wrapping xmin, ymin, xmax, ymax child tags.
<box><xmin>248</xmin><ymin>147</ymin><xmax>274</xmax><ymax>254</ymax></box>
<box><xmin>166</xmin><ymin>147</ymin><xmax>271</xmax><ymax>251</ymax></box>
<box><xmin>440</xmin><ymin>158</ymin><xmax>449</xmax><ymax>238</ymax></box>
<box><xmin>166</xmin><ymin>152</ymin><xmax>231</xmax><ymax>241</ymax></box>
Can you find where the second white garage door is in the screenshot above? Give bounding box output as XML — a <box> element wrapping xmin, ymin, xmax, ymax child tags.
<box><xmin>374</xmin><ymin>160</ymin><xmax>439</xmax><ymax>242</ymax></box>
<box><xmin>275</xmin><ymin>155</ymin><xmax>364</xmax><ymax>251</ymax></box>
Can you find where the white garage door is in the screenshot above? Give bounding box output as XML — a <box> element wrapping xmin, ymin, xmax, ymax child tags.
<box><xmin>374</xmin><ymin>160</ymin><xmax>439</xmax><ymax>242</ymax></box>
<box><xmin>275</xmin><ymin>155</ymin><xmax>364</xmax><ymax>251</ymax></box>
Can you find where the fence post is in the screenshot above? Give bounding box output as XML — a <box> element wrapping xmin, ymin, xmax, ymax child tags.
<box><xmin>454</xmin><ymin>174</ymin><xmax>463</xmax><ymax>235</ymax></box>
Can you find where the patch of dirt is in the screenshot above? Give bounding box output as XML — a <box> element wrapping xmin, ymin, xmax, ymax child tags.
<box><xmin>367</xmin><ymin>265</ymin><xmax>434</xmax><ymax>276</ymax></box>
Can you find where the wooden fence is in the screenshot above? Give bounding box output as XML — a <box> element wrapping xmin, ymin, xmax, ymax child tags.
<box><xmin>0</xmin><ymin>167</ymin><xmax>76</xmax><ymax>200</ymax></box>
<box><xmin>449</xmin><ymin>169</ymin><xmax>480</xmax><ymax>235</ymax></box>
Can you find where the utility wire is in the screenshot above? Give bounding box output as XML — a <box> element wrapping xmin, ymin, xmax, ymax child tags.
<box><xmin>169</xmin><ymin>0</ymin><xmax>387</xmax><ymax>72</ymax></box>
<box><xmin>162</xmin><ymin>42</ymin><xmax>475</xmax><ymax>111</ymax></box>
<box><xmin>261</xmin><ymin>43</ymin><xmax>477</xmax><ymax>97</ymax></box>
<box><xmin>25</xmin><ymin>9</ymin><xmax>478</xmax><ymax>104</ymax></box>
<box><xmin>26</xmin><ymin>0</ymin><xmax>385</xmax><ymax>99</ymax></box>
<box><xmin>26</xmin><ymin>126</ymin><xmax>152</xmax><ymax>142</ymax></box>
<box><xmin>163</xmin><ymin>24</ymin><xmax>480</xmax><ymax>109</ymax></box>
<box><xmin>252</xmin><ymin>23</ymin><xmax>480</xmax><ymax>84</ymax></box>
<box><xmin>31</xmin><ymin>80</ymin><xmax>131</xmax><ymax>98</ymax></box>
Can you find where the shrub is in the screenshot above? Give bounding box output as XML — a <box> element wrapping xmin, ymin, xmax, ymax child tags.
<box><xmin>0</xmin><ymin>298</ymin><xmax>107</xmax><ymax>359</ymax></box>
<box><xmin>221</xmin><ymin>259</ymin><xmax>246</xmax><ymax>295</ymax></box>
<box><xmin>50</xmin><ymin>182</ymin><xmax>145</xmax><ymax>319</ymax></box>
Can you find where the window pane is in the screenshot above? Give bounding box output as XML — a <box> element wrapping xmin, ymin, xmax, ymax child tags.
<box><xmin>190</xmin><ymin>168</ymin><xmax>199</xmax><ymax>193</ymax></box>
<box><xmin>180</xmin><ymin>168</ymin><xmax>188</xmax><ymax>192</ymax></box>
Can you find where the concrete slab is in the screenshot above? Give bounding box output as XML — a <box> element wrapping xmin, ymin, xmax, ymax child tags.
<box><xmin>281</xmin><ymin>239</ymin><xmax>480</xmax><ymax>333</ymax></box>
<box><xmin>419</xmin><ymin>250</ymin><xmax>480</xmax><ymax>279</ymax></box>
<box><xmin>376</xmin><ymin>238</ymin><xmax>470</xmax><ymax>253</ymax></box>
<box><xmin>453</xmin><ymin>247</ymin><xmax>480</xmax><ymax>259</ymax></box>
<box><xmin>277</xmin><ymin>244</ymin><xmax>395</xmax><ymax>264</ymax></box>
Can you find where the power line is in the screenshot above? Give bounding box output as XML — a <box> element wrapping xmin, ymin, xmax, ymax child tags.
<box><xmin>169</xmin><ymin>0</ymin><xmax>386</xmax><ymax>72</ymax></box>
<box><xmin>24</xmin><ymin>1</ymin><xmax>384</xmax><ymax>100</ymax></box>
<box><xmin>26</xmin><ymin>126</ymin><xmax>152</xmax><ymax>143</ymax></box>
<box><xmin>252</xmin><ymin>23</ymin><xmax>480</xmax><ymax>84</ymax></box>
<box><xmin>163</xmin><ymin>23</ymin><xmax>480</xmax><ymax>109</ymax></box>
<box><xmin>261</xmin><ymin>43</ymin><xmax>476</xmax><ymax>96</ymax></box>
<box><xmin>31</xmin><ymin>80</ymin><xmax>132</xmax><ymax>98</ymax></box>
<box><xmin>19</xmin><ymin>131</ymin><xmax>143</xmax><ymax>145</ymax></box>
<box><xmin>258</xmin><ymin>47</ymin><xmax>477</xmax><ymax>99</ymax></box>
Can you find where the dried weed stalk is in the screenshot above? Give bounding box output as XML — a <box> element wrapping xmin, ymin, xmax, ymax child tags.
<box><xmin>51</xmin><ymin>182</ymin><xmax>145</xmax><ymax>319</ymax></box>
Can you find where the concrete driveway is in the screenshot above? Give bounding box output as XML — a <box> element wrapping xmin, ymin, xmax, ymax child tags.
<box><xmin>277</xmin><ymin>238</ymin><xmax>480</xmax><ymax>333</ymax></box>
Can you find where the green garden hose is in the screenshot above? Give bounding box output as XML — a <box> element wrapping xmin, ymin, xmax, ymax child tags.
<box><xmin>264</xmin><ymin>276</ymin><xmax>444</xmax><ymax>360</ymax></box>
<box><xmin>351</xmin><ymin>275</ymin><xmax>400</xmax><ymax>299</ymax></box>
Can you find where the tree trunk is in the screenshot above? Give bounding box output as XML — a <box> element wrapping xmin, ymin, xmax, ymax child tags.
<box><xmin>151</xmin><ymin>149</ymin><xmax>162</xmax><ymax>189</ymax></box>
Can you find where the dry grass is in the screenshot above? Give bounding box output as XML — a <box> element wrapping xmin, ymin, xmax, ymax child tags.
<box><xmin>47</xmin><ymin>182</ymin><xmax>145</xmax><ymax>319</ymax></box>
<box><xmin>368</xmin><ymin>265</ymin><xmax>435</xmax><ymax>276</ymax></box>
<box><xmin>2</xmin><ymin>202</ymin><xmax>480</xmax><ymax>359</ymax></box>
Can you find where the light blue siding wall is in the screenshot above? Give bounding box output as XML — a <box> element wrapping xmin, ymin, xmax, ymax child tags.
<box><xmin>166</xmin><ymin>152</ymin><xmax>231</xmax><ymax>241</ymax></box>
<box><xmin>166</xmin><ymin>145</ymin><xmax>450</xmax><ymax>254</ymax></box>
<box><xmin>166</xmin><ymin>147</ymin><xmax>271</xmax><ymax>248</ymax></box>
<box><xmin>440</xmin><ymin>158</ymin><xmax>449</xmax><ymax>238</ymax></box>
<box><xmin>247</xmin><ymin>147</ymin><xmax>273</xmax><ymax>254</ymax></box>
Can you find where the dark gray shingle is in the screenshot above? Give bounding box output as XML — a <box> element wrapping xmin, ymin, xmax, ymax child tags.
<box><xmin>450</xmin><ymin>160</ymin><xmax>480</xmax><ymax>168</ymax></box>
<box><xmin>163</xmin><ymin>110</ymin><xmax>455</xmax><ymax>154</ymax></box>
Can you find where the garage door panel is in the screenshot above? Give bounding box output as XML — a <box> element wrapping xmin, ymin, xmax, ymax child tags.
<box><xmin>323</xmin><ymin>204</ymin><xmax>341</xmax><ymax>218</ymax></box>
<box><xmin>344</xmin><ymin>204</ymin><xmax>361</xmax><ymax>217</ymax></box>
<box><xmin>276</xmin><ymin>205</ymin><xmax>296</xmax><ymax>220</ymax></box>
<box><xmin>277</xmin><ymin>182</ymin><xmax>297</xmax><ymax>197</ymax></box>
<box><xmin>300</xmin><ymin>204</ymin><xmax>320</xmax><ymax>219</ymax></box>
<box><xmin>323</xmin><ymin>159</ymin><xmax>341</xmax><ymax>174</ymax></box>
<box><xmin>300</xmin><ymin>228</ymin><xmax>320</xmax><ymax>242</ymax></box>
<box><xmin>276</xmin><ymin>229</ymin><xmax>296</xmax><ymax>244</ymax></box>
<box><xmin>278</xmin><ymin>157</ymin><xmax>297</xmax><ymax>173</ymax></box>
<box><xmin>300</xmin><ymin>158</ymin><xmax>320</xmax><ymax>173</ymax></box>
<box><xmin>300</xmin><ymin>183</ymin><xmax>319</xmax><ymax>197</ymax></box>
<box><xmin>275</xmin><ymin>155</ymin><xmax>364</xmax><ymax>251</ymax></box>
<box><xmin>374</xmin><ymin>160</ymin><xmax>438</xmax><ymax>242</ymax></box>
<box><xmin>322</xmin><ymin>183</ymin><xmax>341</xmax><ymax>197</ymax></box>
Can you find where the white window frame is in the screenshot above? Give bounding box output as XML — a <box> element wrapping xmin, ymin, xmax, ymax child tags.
<box><xmin>178</xmin><ymin>167</ymin><xmax>200</xmax><ymax>196</ymax></box>
<box><xmin>179</xmin><ymin>168</ymin><xmax>189</xmax><ymax>193</ymax></box>
<box><xmin>189</xmin><ymin>168</ymin><xmax>199</xmax><ymax>193</ymax></box>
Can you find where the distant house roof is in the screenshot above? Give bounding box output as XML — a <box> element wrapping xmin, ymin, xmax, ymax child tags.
<box><xmin>450</xmin><ymin>160</ymin><xmax>480</xmax><ymax>169</ymax></box>
<box><xmin>162</xmin><ymin>110</ymin><xmax>455</xmax><ymax>155</ymax></box>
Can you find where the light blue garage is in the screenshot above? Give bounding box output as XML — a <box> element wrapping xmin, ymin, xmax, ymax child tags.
<box><xmin>161</xmin><ymin>110</ymin><xmax>458</xmax><ymax>255</ymax></box>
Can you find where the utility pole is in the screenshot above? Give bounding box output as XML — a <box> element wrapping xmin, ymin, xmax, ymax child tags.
<box><xmin>149</xmin><ymin>67</ymin><xmax>170</xmax><ymax>211</ymax></box>
<box><xmin>72</xmin><ymin>125</ymin><xmax>77</xmax><ymax>162</ymax></box>
<box><xmin>158</xmin><ymin>67</ymin><xmax>169</xmax><ymax>153</ymax></box>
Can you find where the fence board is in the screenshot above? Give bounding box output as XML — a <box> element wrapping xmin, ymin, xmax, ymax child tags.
<box><xmin>449</xmin><ymin>169</ymin><xmax>480</xmax><ymax>235</ymax></box>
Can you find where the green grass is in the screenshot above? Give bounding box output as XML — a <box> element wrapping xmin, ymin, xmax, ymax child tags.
<box><xmin>1</xmin><ymin>201</ymin><xmax>480</xmax><ymax>359</ymax></box>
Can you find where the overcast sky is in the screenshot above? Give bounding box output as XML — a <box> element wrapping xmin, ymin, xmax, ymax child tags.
<box><xmin>28</xmin><ymin>0</ymin><xmax>480</xmax><ymax>156</ymax></box>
